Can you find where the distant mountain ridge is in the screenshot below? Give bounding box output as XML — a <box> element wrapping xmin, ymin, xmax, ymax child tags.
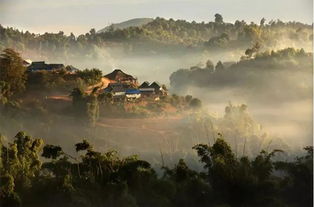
<box><xmin>0</xmin><ymin>17</ymin><xmax>312</xmax><ymax>60</ymax></box>
<box><xmin>97</xmin><ymin>18</ymin><xmax>153</xmax><ymax>33</ymax></box>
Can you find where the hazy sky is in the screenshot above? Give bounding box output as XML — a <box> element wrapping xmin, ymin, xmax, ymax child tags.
<box><xmin>0</xmin><ymin>0</ymin><xmax>312</xmax><ymax>35</ymax></box>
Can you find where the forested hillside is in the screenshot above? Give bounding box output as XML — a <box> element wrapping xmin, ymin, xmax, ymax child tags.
<box><xmin>170</xmin><ymin>47</ymin><xmax>312</xmax><ymax>103</ymax></box>
<box><xmin>0</xmin><ymin>15</ymin><xmax>312</xmax><ymax>61</ymax></box>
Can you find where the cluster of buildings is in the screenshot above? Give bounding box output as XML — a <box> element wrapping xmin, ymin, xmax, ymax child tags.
<box><xmin>24</xmin><ymin>59</ymin><xmax>167</xmax><ymax>102</ymax></box>
<box><xmin>103</xmin><ymin>69</ymin><xmax>167</xmax><ymax>102</ymax></box>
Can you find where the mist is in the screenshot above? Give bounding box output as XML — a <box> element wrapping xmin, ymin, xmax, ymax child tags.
<box><xmin>1</xmin><ymin>47</ymin><xmax>313</xmax><ymax>170</ymax></box>
<box><xmin>169</xmin><ymin>48</ymin><xmax>313</xmax><ymax>155</ymax></box>
<box><xmin>0</xmin><ymin>18</ymin><xmax>313</xmax><ymax>169</ymax></box>
<box><xmin>1</xmin><ymin>3</ymin><xmax>314</xmax><ymax>205</ymax></box>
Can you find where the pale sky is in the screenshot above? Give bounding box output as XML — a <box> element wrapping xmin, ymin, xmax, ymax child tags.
<box><xmin>0</xmin><ymin>0</ymin><xmax>312</xmax><ymax>35</ymax></box>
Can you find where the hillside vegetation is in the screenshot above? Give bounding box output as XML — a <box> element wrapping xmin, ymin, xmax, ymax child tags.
<box><xmin>0</xmin><ymin>131</ymin><xmax>312</xmax><ymax>207</ymax></box>
<box><xmin>170</xmin><ymin>47</ymin><xmax>312</xmax><ymax>103</ymax></box>
<box><xmin>0</xmin><ymin>15</ymin><xmax>312</xmax><ymax>61</ymax></box>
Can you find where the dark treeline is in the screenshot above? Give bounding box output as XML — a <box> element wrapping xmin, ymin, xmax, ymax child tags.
<box><xmin>0</xmin><ymin>15</ymin><xmax>312</xmax><ymax>60</ymax></box>
<box><xmin>0</xmin><ymin>131</ymin><xmax>312</xmax><ymax>207</ymax></box>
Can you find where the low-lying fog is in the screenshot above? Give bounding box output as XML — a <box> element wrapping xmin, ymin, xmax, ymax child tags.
<box><xmin>203</xmin><ymin>98</ymin><xmax>312</xmax><ymax>149</ymax></box>
<box><xmin>65</xmin><ymin>49</ymin><xmax>243</xmax><ymax>85</ymax></box>
<box><xmin>2</xmin><ymin>46</ymin><xmax>312</xmax><ymax>169</ymax></box>
<box><xmin>166</xmin><ymin>47</ymin><xmax>313</xmax><ymax>157</ymax></box>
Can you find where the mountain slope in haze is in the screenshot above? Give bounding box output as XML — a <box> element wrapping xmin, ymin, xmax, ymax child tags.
<box><xmin>97</xmin><ymin>18</ymin><xmax>153</xmax><ymax>33</ymax></box>
<box><xmin>0</xmin><ymin>17</ymin><xmax>312</xmax><ymax>61</ymax></box>
<box><xmin>170</xmin><ymin>48</ymin><xmax>312</xmax><ymax>103</ymax></box>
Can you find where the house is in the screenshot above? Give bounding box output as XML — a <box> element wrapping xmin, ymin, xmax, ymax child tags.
<box><xmin>27</xmin><ymin>61</ymin><xmax>64</xmax><ymax>72</ymax></box>
<box><xmin>150</xmin><ymin>82</ymin><xmax>161</xmax><ymax>92</ymax></box>
<box><xmin>139</xmin><ymin>81</ymin><xmax>150</xmax><ymax>88</ymax></box>
<box><xmin>125</xmin><ymin>89</ymin><xmax>141</xmax><ymax>101</ymax></box>
<box><xmin>103</xmin><ymin>83</ymin><xmax>142</xmax><ymax>102</ymax></box>
<box><xmin>104</xmin><ymin>83</ymin><xmax>131</xmax><ymax>94</ymax></box>
<box><xmin>104</xmin><ymin>69</ymin><xmax>138</xmax><ymax>85</ymax></box>
<box><xmin>139</xmin><ymin>81</ymin><xmax>155</xmax><ymax>97</ymax></box>
<box><xmin>103</xmin><ymin>83</ymin><xmax>132</xmax><ymax>102</ymax></box>
<box><xmin>138</xmin><ymin>81</ymin><xmax>167</xmax><ymax>97</ymax></box>
<box><xmin>139</xmin><ymin>88</ymin><xmax>155</xmax><ymax>97</ymax></box>
<box><xmin>149</xmin><ymin>82</ymin><xmax>167</xmax><ymax>95</ymax></box>
<box><xmin>102</xmin><ymin>72</ymin><xmax>168</xmax><ymax>101</ymax></box>
<box><xmin>65</xmin><ymin>65</ymin><xmax>79</xmax><ymax>72</ymax></box>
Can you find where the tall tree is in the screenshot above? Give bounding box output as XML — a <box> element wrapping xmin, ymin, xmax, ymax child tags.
<box><xmin>0</xmin><ymin>49</ymin><xmax>27</xmax><ymax>99</ymax></box>
<box><xmin>215</xmin><ymin>61</ymin><xmax>224</xmax><ymax>71</ymax></box>
<box><xmin>260</xmin><ymin>18</ymin><xmax>266</xmax><ymax>26</ymax></box>
<box><xmin>205</xmin><ymin>60</ymin><xmax>214</xmax><ymax>70</ymax></box>
<box><xmin>214</xmin><ymin>13</ymin><xmax>224</xmax><ymax>24</ymax></box>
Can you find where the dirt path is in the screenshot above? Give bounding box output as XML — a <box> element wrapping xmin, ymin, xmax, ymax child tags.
<box><xmin>86</xmin><ymin>77</ymin><xmax>111</xmax><ymax>94</ymax></box>
<box><xmin>46</xmin><ymin>77</ymin><xmax>111</xmax><ymax>101</ymax></box>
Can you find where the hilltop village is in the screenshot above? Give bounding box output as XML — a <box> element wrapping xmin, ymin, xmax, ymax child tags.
<box><xmin>102</xmin><ymin>69</ymin><xmax>167</xmax><ymax>102</ymax></box>
<box><xmin>22</xmin><ymin>60</ymin><xmax>201</xmax><ymax>119</ymax></box>
<box><xmin>26</xmin><ymin>60</ymin><xmax>168</xmax><ymax>102</ymax></box>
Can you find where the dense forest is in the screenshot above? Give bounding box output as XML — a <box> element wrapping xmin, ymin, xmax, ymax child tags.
<box><xmin>0</xmin><ymin>131</ymin><xmax>312</xmax><ymax>207</ymax></box>
<box><xmin>0</xmin><ymin>15</ymin><xmax>312</xmax><ymax>61</ymax></box>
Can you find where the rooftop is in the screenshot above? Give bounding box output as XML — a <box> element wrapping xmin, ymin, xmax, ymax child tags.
<box><xmin>104</xmin><ymin>69</ymin><xmax>136</xmax><ymax>81</ymax></box>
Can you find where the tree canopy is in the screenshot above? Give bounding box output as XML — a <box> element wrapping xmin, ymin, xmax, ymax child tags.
<box><xmin>0</xmin><ymin>131</ymin><xmax>312</xmax><ymax>207</ymax></box>
<box><xmin>0</xmin><ymin>49</ymin><xmax>26</xmax><ymax>101</ymax></box>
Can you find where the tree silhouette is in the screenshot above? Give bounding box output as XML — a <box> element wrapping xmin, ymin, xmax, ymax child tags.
<box><xmin>214</xmin><ymin>13</ymin><xmax>224</xmax><ymax>24</ymax></box>
<box><xmin>0</xmin><ymin>49</ymin><xmax>26</xmax><ymax>99</ymax></box>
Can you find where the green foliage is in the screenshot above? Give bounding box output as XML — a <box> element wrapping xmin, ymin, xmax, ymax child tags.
<box><xmin>184</xmin><ymin>95</ymin><xmax>192</xmax><ymax>103</ymax></box>
<box><xmin>26</xmin><ymin>69</ymin><xmax>86</xmax><ymax>93</ymax></box>
<box><xmin>189</xmin><ymin>98</ymin><xmax>202</xmax><ymax>109</ymax></box>
<box><xmin>0</xmin><ymin>131</ymin><xmax>312</xmax><ymax>207</ymax></box>
<box><xmin>215</xmin><ymin>14</ymin><xmax>224</xmax><ymax>24</ymax></box>
<box><xmin>86</xmin><ymin>93</ymin><xmax>100</xmax><ymax>126</ymax></box>
<box><xmin>42</xmin><ymin>145</ymin><xmax>63</xmax><ymax>159</ymax></box>
<box><xmin>260</xmin><ymin>18</ymin><xmax>266</xmax><ymax>26</ymax></box>
<box><xmin>0</xmin><ymin>132</ymin><xmax>43</xmax><ymax>207</ymax></box>
<box><xmin>0</xmin><ymin>18</ymin><xmax>311</xmax><ymax>58</ymax></box>
<box><xmin>69</xmin><ymin>87</ymin><xmax>99</xmax><ymax>125</ymax></box>
<box><xmin>75</xmin><ymin>139</ymin><xmax>91</xmax><ymax>152</ymax></box>
<box><xmin>76</xmin><ymin>68</ymin><xmax>102</xmax><ymax>85</ymax></box>
<box><xmin>205</xmin><ymin>33</ymin><xmax>230</xmax><ymax>48</ymax></box>
<box><xmin>275</xmin><ymin>146</ymin><xmax>313</xmax><ymax>207</ymax></box>
<box><xmin>205</xmin><ymin>59</ymin><xmax>215</xmax><ymax>70</ymax></box>
<box><xmin>193</xmin><ymin>137</ymin><xmax>286</xmax><ymax>206</ymax></box>
<box><xmin>0</xmin><ymin>81</ymin><xmax>10</xmax><ymax>104</ymax></box>
<box><xmin>0</xmin><ymin>48</ymin><xmax>26</xmax><ymax>100</ymax></box>
<box><xmin>244</xmin><ymin>42</ymin><xmax>261</xmax><ymax>58</ymax></box>
<box><xmin>215</xmin><ymin>60</ymin><xmax>224</xmax><ymax>71</ymax></box>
